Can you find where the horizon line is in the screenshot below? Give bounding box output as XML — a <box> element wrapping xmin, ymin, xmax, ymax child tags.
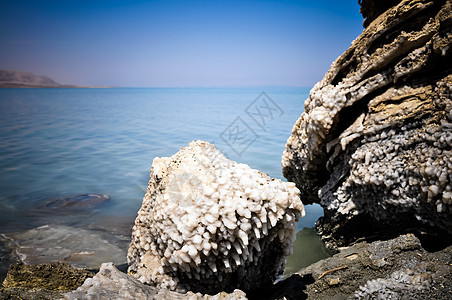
<box><xmin>92</xmin><ymin>84</ymin><xmax>312</xmax><ymax>89</ymax></box>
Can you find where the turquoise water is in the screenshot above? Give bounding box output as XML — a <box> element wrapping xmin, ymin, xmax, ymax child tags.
<box><xmin>0</xmin><ymin>87</ymin><xmax>327</xmax><ymax>271</ymax></box>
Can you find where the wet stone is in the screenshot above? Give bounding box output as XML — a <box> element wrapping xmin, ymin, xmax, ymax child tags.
<box><xmin>3</xmin><ymin>225</ymin><xmax>127</xmax><ymax>269</ymax></box>
<box><xmin>38</xmin><ymin>193</ymin><xmax>110</xmax><ymax>210</ymax></box>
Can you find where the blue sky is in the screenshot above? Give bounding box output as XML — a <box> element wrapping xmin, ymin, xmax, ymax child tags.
<box><xmin>0</xmin><ymin>0</ymin><xmax>364</xmax><ymax>87</ymax></box>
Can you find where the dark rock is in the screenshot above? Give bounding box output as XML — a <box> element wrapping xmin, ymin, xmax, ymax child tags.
<box><xmin>0</xmin><ymin>237</ymin><xmax>19</xmax><ymax>284</ymax></box>
<box><xmin>359</xmin><ymin>0</ymin><xmax>402</xmax><ymax>27</ymax></box>
<box><xmin>250</xmin><ymin>273</ymin><xmax>314</xmax><ymax>300</ymax></box>
<box><xmin>282</xmin><ymin>0</ymin><xmax>452</xmax><ymax>249</ymax></box>
<box><xmin>294</xmin><ymin>234</ymin><xmax>452</xmax><ymax>299</ymax></box>
<box><xmin>38</xmin><ymin>193</ymin><xmax>110</xmax><ymax>211</ymax></box>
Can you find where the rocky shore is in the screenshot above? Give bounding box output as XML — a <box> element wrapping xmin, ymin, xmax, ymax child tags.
<box><xmin>2</xmin><ymin>233</ymin><xmax>450</xmax><ymax>299</ymax></box>
<box><xmin>1</xmin><ymin>0</ymin><xmax>451</xmax><ymax>299</ymax></box>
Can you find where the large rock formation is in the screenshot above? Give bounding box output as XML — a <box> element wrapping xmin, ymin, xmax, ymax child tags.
<box><xmin>128</xmin><ymin>141</ymin><xmax>305</xmax><ymax>295</ymax></box>
<box><xmin>282</xmin><ymin>0</ymin><xmax>452</xmax><ymax>248</ymax></box>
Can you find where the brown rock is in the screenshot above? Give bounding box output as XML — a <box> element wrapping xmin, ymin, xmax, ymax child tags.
<box><xmin>359</xmin><ymin>0</ymin><xmax>402</xmax><ymax>27</ymax></box>
<box><xmin>2</xmin><ymin>262</ymin><xmax>94</xmax><ymax>291</ymax></box>
<box><xmin>282</xmin><ymin>0</ymin><xmax>452</xmax><ymax>248</ymax></box>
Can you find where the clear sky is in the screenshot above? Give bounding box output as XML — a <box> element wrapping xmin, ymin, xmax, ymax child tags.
<box><xmin>0</xmin><ymin>0</ymin><xmax>364</xmax><ymax>87</ymax></box>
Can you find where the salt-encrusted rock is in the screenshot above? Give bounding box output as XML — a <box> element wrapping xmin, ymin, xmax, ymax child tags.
<box><xmin>65</xmin><ymin>263</ymin><xmax>247</xmax><ymax>300</ymax></box>
<box><xmin>282</xmin><ymin>0</ymin><xmax>452</xmax><ymax>248</ymax></box>
<box><xmin>128</xmin><ymin>140</ymin><xmax>304</xmax><ymax>295</ymax></box>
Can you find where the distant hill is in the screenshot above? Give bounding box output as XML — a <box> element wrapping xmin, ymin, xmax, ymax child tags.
<box><xmin>0</xmin><ymin>70</ymin><xmax>111</xmax><ymax>88</ymax></box>
<box><xmin>0</xmin><ymin>70</ymin><xmax>60</xmax><ymax>87</ymax></box>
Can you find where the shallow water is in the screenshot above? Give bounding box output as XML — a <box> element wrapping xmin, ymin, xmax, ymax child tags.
<box><xmin>0</xmin><ymin>87</ymin><xmax>328</xmax><ymax>272</ymax></box>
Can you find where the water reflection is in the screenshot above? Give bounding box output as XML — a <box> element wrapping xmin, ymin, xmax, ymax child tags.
<box><xmin>284</xmin><ymin>227</ymin><xmax>336</xmax><ymax>275</ymax></box>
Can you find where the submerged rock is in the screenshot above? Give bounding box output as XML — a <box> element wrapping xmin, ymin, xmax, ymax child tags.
<box><xmin>3</xmin><ymin>224</ymin><xmax>127</xmax><ymax>269</ymax></box>
<box><xmin>282</xmin><ymin>0</ymin><xmax>452</xmax><ymax>248</ymax></box>
<box><xmin>295</xmin><ymin>234</ymin><xmax>452</xmax><ymax>299</ymax></box>
<box><xmin>38</xmin><ymin>193</ymin><xmax>110</xmax><ymax>210</ymax></box>
<box><xmin>128</xmin><ymin>140</ymin><xmax>304</xmax><ymax>295</ymax></box>
<box><xmin>65</xmin><ymin>262</ymin><xmax>247</xmax><ymax>300</ymax></box>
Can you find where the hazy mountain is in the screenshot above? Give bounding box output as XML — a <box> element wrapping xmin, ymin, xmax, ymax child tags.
<box><xmin>0</xmin><ymin>70</ymin><xmax>111</xmax><ymax>88</ymax></box>
<box><xmin>0</xmin><ymin>70</ymin><xmax>60</xmax><ymax>87</ymax></box>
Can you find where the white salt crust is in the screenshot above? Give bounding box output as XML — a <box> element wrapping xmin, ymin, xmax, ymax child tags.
<box><xmin>321</xmin><ymin>122</ymin><xmax>452</xmax><ymax>218</ymax></box>
<box><xmin>65</xmin><ymin>262</ymin><xmax>247</xmax><ymax>300</ymax></box>
<box><xmin>127</xmin><ymin>141</ymin><xmax>304</xmax><ymax>292</ymax></box>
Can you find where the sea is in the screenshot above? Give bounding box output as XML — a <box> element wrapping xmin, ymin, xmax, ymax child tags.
<box><xmin>0</xmin><ymin>87</ymin><xmax>333</xmax><ymax>276</ymax></box>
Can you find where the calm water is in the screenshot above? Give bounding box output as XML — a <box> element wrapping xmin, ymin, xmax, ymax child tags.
<box><xmin>0</xmin><ymin>87</ymin><xmax>328</xmax><ymax>273</ymax></box>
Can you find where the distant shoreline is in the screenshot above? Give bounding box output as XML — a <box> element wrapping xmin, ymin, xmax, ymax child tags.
<box><xmin>0</xmin><ymin>70</ymin><xmax>113</xmax><ymax>88</ymax></box>
<box><xmin>0</xmin><ymin>83</ymin><xmax>113</xmax><ymax>88</ymax></box>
